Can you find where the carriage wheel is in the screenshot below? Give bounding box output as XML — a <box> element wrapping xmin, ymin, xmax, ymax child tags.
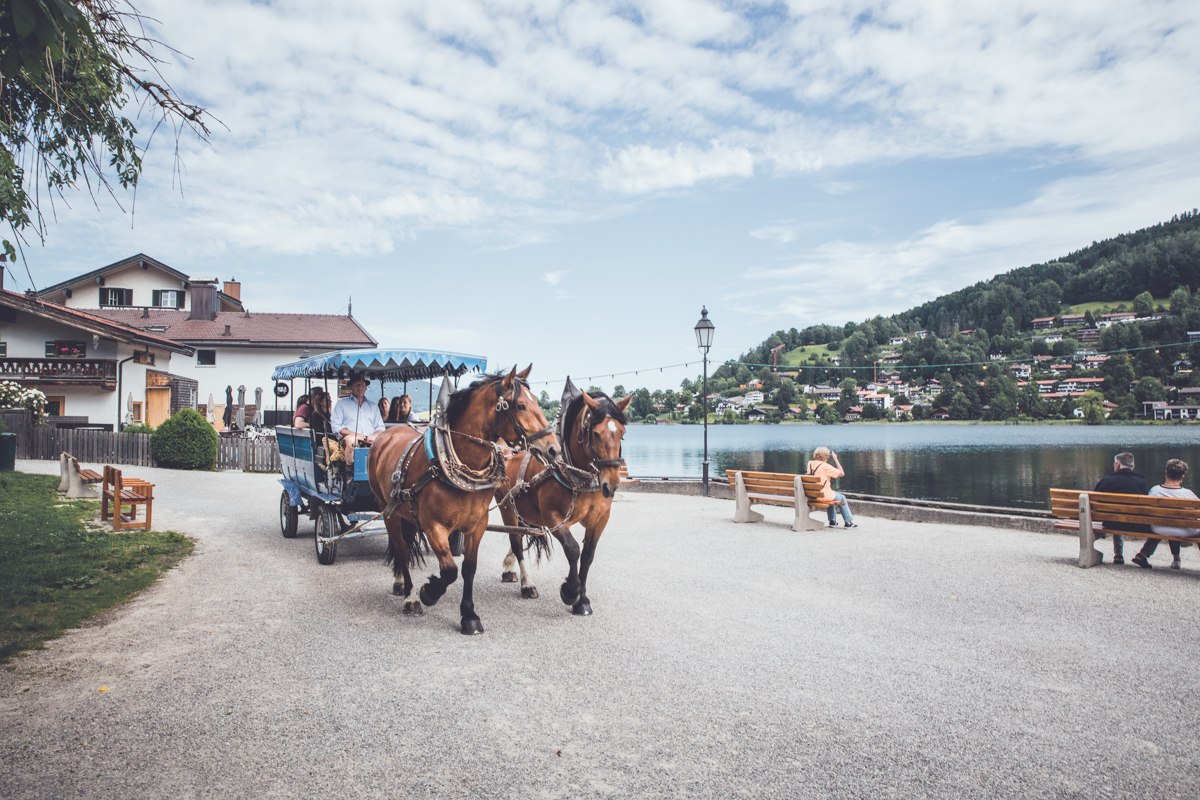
<box><xmin>315</xmin><ymin>506</ymin><xmax>339</xmax><ymax>565</ymax></box>
<box><xmin>279</xmin><ymin>490</ymin><xmax>299</xmax><ymax>538</ymax></box>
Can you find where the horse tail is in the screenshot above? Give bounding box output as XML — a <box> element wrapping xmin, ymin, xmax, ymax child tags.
<box><xmin>384</xmin><ymin>538</ymin><xmax>395</xmax><ymax>567</ymax></box>
<box><xmin>405</xmin><ymin>524</ymin><xmax>430</xmax><ymax>569</ymax></box>
<box><xmin>526</xmin><ymin>527</ymin><xmax>555</xmax><ymax>564</ymax></box>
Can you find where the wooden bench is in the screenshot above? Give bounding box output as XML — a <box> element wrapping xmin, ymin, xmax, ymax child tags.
<box><xmin>619</xmin><ymin>465</ymin><xmax>636</xmax><ymax>483</ymax></box>
<box><xmin>726</xmin><ymin>469</ymin><xmax>842</xmax><ymax>531</ymax></box>
<box><xmin>101</xmin><ymin>465</ymin><xmax>155</xmax><ymax>531</ymax></box>
<box><xmin>59</xmin><ymin>453</ymin><xmax>103</xmax><ymax>499</ymax></box>
<box><xmin>1049</xmin><ymin>488</ymin><xmax>1200</xmax><ymax>568</ymax></box>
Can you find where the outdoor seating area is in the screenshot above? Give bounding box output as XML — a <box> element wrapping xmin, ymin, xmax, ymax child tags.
<box><xmin>55</xmin><ymin>453</ymin><xmax>156</xmax><ymax>531</ymax></box>
<box><xmin>1049</xmin><ymin>487</ymin><xmax>1200</xmax><ymax>568</ymax></box>
<box><xmin>727</xmin><ymin>468</ymin><xmax>840</xmax><ymax>531</ymax></box>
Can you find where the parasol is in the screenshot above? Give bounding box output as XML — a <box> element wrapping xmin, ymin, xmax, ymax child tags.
<box><xmin>206</xmin><ymin>393</ymin><xmax>215</xmax><ymax>424</ymax></box>
<box><xmin>125</xmin><ymin>392</ymin><xmax>134</xmax><ymax>426</ymax></box>
<box><xmin>223</xmin><ymin>386</ymin><xmax>233</xmax><ymax>429</ymax></box>
<box><xmin>254</xmin><ymin>387</ymin><xmax>264</xmax><ymax>426</ymax></box>
<box><xmin>236</xmin><ymin>385</ymin><xmax>246</xmax><ymax>430</ymax></box>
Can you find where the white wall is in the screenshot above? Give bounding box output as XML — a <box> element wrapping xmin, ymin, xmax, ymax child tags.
<box><xmin>172</xmin><ymin>345</ymin><xmax>327</xmax><ymax>409</ymax></box>
<box><xmin>60</xmin><ymin>263</ymin><xmax>190</xmax><ymax>311</ymax></box>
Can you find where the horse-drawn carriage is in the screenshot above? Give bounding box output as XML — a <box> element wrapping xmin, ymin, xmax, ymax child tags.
<box><xmin>272</xmin><ymin>347</ymin><xmax>631</xmax><ymax>634</ymax></box>
<box><xmin>272</xmin><ymin>348</ymin><xmax>487</xmax><ymax>565</ymax></box>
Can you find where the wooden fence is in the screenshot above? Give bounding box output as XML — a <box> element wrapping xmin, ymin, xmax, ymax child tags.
<box><xmin>1</xmin><ymin>409</ymin><xmax>279</xmax><ymax>472</ymax></box>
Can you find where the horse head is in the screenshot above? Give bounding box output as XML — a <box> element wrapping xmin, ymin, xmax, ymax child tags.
<box><xmin>483</xmin><ymin>365</ymin><xmax>559</xmax><ymax>462</ymax></box>
<box><xmin>574</xmin><ymin>391</ymin><xmax>630</xmax><ymax>498</ymax></box>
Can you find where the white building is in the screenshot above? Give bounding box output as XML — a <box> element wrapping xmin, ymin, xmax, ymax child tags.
<box><xmin>35</xmin><ymin>254</ymin><xmax>376</xmax><ymax>423</ymax></box>
<box><xmin>1</xmin><ymin>281</ymin><xmax>194</xmax><ymax>429</ymax></box>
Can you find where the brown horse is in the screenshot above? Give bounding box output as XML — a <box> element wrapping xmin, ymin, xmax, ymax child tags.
<box><xmin>497</xmin><ymin>383</ymin><xmax>629</xmax><ymax>615</ymax></box>
<box><xmin>367</xmin><ymin>366</ymin><xmax>558</xmax><ymax>635</ymax></box>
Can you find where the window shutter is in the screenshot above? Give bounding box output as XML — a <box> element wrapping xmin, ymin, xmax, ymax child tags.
<box><xmin>152</xmin><ymin>290</ymin><xmax>161</xmax><ymax>307</ymax></box>
<box><xmin>99</xmin><ymin>287</ymin><xmax>108</xmax><ymax>306</ymax></box>
<box><xmin>176</xmin><ymin>291</ymin><xmax>185</xmax><ymax>309</ymax></box>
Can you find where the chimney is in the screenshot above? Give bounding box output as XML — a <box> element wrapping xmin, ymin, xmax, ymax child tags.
<box><xmin>223</xmin><ymin>278</ymin><xmax>241</xmax><ymax>301</ymax></box>
<box><xmin>188</xmin><ymin>279</ymin><xmax>219</xmax><ymax>321</ymax></box>
<box><xmin>223</xmin><ymin>324</ymin><xmax>231</xmax><ymax>336</ymax></box>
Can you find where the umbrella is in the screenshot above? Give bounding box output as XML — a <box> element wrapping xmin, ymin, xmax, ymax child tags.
<box><xmin>254</xmin><ymin>387</ymin><xmax>264</xmax><ymax>426</ymax></box>
<box><xmin>206</xmin><ymin>394</ymin><xmax>215</xmax><ymax>424</ymax></box>
<box><xmin>236</xmin><ymin>385</ymin><xmax>246</xmax><ymax>430</ymax></box>
<box><xmin>223</xmin><ymin>386</ymin><xmax>233</xmax><ymax>429</ymax></box>
<box><xmin>125</xmin><ymin>392</ymin><xmax>134</xmax><ymax>426</ymax></box>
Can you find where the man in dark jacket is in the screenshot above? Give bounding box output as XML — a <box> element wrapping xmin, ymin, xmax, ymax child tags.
<box><xmin>1094</xmin><ymin>451</ymin><xmax>1149</xmax><ymax>565</ymax></box>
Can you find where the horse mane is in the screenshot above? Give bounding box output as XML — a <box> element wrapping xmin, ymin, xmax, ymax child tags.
<box><xmin>445</xmin><ymin>372</ymin><xmax>507</xmax><ymax>427</ymax></box>
<box><xmin>565</xmin><ymin>391</ymin><xmax>628</xmax><ymax>433</ymax></box>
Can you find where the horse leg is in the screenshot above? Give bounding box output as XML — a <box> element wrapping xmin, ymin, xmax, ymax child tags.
<box><xmin>501</xmin><ymin>533</ymin><xmax>520</xmax><ymax>583</ymax></box>
<box><xmin>459</xmin><ymin>530</ymin><xmax>485</xmax><ymax>635</ymax></box>
<box><xmin>384</xmin><ymin>516</ymin><xmax>422</xmax><ymax>616</ymax></box>
<box><xmin>417</xmin><ymin>524</ymin><xmax>458</xmax><ymax>611</ymax></box>
<box><xmin>556</xmin><ymin>526</ymin><xmax>582</xmax><ymax>607</ymax></box>
<box><xmin>572</xmin><ymin>524</ymin><xmax>606</xmax><ymax>616</ymax></box>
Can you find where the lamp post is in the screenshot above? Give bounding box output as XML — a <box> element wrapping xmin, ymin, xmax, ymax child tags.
<box><xmin>694</xmin><ymin>307</ymin><xmax>715</xmax><ymax>496</ymax></box>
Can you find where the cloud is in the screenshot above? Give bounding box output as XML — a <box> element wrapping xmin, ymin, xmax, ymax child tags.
<box><xmin>543</xmin><ymin>270</ymin><xmax>564</xmax><ymax>286</ymax></box>
<box><xmin>599</xmin><ymin>142</ymin><xmax>755</xmax><ymax>194</ymax></box>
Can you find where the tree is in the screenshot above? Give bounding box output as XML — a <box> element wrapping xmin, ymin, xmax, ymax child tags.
<box><xmin>1169</xmin><ymin>286</ymin><xmax>1192</xmax><ymax>315</ymax></box>
<box><xmin>1133</xmin><ymin>377</ymin><xmax>1166</xmax><ymax>404</ymax></box>
<box><xmin>1</xmin><ymin>1</ymin><xmax>210</xmax><ymax>261</ymax></box>
<box><xmin>1133</xmin><ymin>291</ymin><xmax>1154</xmax><ymax>316</ymax></box>
<box><xmin>1078</xmin><ymin>390</ymin><xmax>1106</xmax><ymax>425</ymax></box>
<box><xmin>837</xmin><ymin>378</ymin><xmax>858</xmax><ymax>412</ymax></box>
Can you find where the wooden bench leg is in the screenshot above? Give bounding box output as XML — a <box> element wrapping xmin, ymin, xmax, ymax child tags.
<box><xmin>58</xmin><ymin>453</ymin><xmax>71</xmax><ymax>493</ymax></box>
<box><xmin>733</xmin><ymin>472</ymin><xmax>764</xmax><ymax>524</ymax></box>
<box><xmin>1078</xmin><ymin>493</ymin><xmax>1102</xmax><ymax>568</ymax></box>
<box><xmin>792</xmin><ymin>476</ymin><xmax>821</xmax><ymax>532</ymax></box>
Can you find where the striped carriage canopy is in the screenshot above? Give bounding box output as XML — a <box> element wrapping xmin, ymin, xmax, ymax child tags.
<box><xmin>271</xmin><ymin>348</ymin><xmax>488</xmax><ymax>383</ymax></box>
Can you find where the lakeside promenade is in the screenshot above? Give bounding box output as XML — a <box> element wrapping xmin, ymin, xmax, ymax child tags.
<box><xmin>2</xmin><ymin>460</ymin><xmax>1198</xmax><ymax>798</ymax></box>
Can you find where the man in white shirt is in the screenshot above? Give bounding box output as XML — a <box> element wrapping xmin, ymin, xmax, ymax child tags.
<box><xmin>331</xmin><ymin>374</ymin><xmax>385</xmax><ymax>463</ymax></box>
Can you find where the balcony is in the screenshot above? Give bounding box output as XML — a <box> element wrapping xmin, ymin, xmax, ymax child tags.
<box><xmin>0</xmin><ymin>358</ymin><xmax>118</xmax><ymax>389</ymax></box>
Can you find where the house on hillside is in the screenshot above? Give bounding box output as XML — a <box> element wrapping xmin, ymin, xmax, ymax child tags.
<box><xmin>1031</xmin><ymin>316</ymin><xmax>1056</xmax><ymax>329</ymax></box>
<box><xmin>1</xmin><ymin>278</ymin><xmax>195</xmax><ymax>429</ymax></box>
<box><xmin>36</xmin><ymin>254</ymin><xmax>376</xmax><ymax>418</ymax></box>
<box><xmin>1059</xmin><ymin>313</ymin><xmax>1087</xmax><ymax>327</ymax></box>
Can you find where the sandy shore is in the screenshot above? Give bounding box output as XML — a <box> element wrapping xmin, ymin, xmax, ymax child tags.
<box><xmin>2</xmin><ymin>459</ymin><xmax>1197</xmax><ymax>799</ymax></box>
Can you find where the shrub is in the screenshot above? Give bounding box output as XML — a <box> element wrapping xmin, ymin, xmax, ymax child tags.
<box><xmin>0</xmin><ymin>381</ymin><xmax>47</xmax><ymax>423</ymax></box>
<box><xmin>122</xmin><ymin>423</ymin><xmax>154</xmax><ymax>435</ymax></box>
<box><xmin>151</xmin><ymin>408</ymin><xmax>217</xmax><ymax>470</ymax></box>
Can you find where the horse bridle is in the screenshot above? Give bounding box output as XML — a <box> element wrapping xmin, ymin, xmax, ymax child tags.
<box><xmin>492</xmin><ymin>377</ymin><xmax>555</xmax><ymax>453</ymax></box>
<box><xmin>576</xmin><ymin>406</ymin><xmax>625</xmax><ymax>471</ymax></box>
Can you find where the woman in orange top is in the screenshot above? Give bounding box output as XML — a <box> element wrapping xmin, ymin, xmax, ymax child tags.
<box><xmin>806</xmin><ymin>446</ymin><xmax>856</xmax><ymax>528</ymax></box>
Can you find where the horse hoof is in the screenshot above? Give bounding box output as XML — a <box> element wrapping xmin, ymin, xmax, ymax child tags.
<box><xmin>460</xmin><ymin>618</ymin><xmax>484</xmax><ymax>635</ymax></box>
<box><xmin>501</xmin><ymin>571</ymin><xmax>518</xmax><ymax>583</ymax></box>
<box><xmin>521</xmin><ymin>586</ymin><xmax>539</xmax><ymax>599</ymax></box>
<box><xmin>392</xmin><ymin>583</ymin><xmax>405</xmax><ymax>596</ymax></box>
<box><xmin>560</xmin><ymin>583</ymin><xmax>579</xmax><ymax>606</ymax></box>
<box><xmin>402</xmin><ymin>601</ymin><xmax>424</xmax><ymax>616</ymax></box>
<box><xmin>572</xmin><ymin>599</ymin><xmax>592</xmax><ymax>616</ymax></box>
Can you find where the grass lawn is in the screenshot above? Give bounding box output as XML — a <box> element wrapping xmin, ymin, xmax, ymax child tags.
<box><xmin>0</xmin><ymin>472</ymin><xmax>193</xmax><ymax>663</ymax></box>
<box><xmin>1061</xmin><ymin>298</ymin><xmax>1168</xmax><ymax>316</ymax></box>
<box><xmin>781</xmin><ymin>343</ymin><xmax>835</xmax><ymax>365</ymax></box>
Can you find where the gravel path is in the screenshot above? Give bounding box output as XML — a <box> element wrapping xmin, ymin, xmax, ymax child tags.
<box><xmin>2</xmin><ymin>459</ymin><xmax>1198</xmax><ymax>799</ymax></box>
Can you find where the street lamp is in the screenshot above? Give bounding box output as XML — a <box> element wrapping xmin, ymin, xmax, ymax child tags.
<box><xmin>694</xmin><ymin>307</ymin><xmax>715</xmax><ymax>496</ymax></box>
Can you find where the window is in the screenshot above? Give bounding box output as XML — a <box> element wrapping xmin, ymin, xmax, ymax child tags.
<box><xmin>152</xmin><ymin>289</ymin><xmax>183</xmax><ymax>308</ymax></box>
<box><xmin>196</xmin><ymin>349</ymin><xmax>216</xmax><ymax>366</ymax></box>
<box><xmin>0</xmin><ymin>341</ymin><xmax>6</xmax><ymax>358</ymax></box>
<box><xmin>46</xmin><ymin>340</ymin><xmax>86</xmax><ymax>358</ymax></box>
<box><xmin>99</xmin><ymin>287</ymin><xmax>133</xmax><ymax>307</ymax></box>
<box><xmin>131</xmin><ymin>401</ymin><xmax>143</xmax><ymax>422</ymax></box>
<box><xmin>45</xmin><ymin>396</ymin><xmax>65</xmax><ymax>416</ymax></box>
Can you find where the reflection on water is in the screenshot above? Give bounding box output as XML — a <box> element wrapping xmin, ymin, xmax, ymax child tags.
<box><xmin>622</xmin><ymin>424</ymin><xmax>1200</xmax><ymax>509</ymax></box>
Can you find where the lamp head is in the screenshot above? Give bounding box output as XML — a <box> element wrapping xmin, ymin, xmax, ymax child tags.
<box><xmin>694</xmin><ymin>306</ymin><xmax>715</xmax><ymax>352</ymax></box>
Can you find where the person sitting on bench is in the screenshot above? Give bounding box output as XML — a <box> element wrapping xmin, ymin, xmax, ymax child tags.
<box><xmin>331</xmin><ymin>373</ymin><xmax>385</xmax><ymax>464</ymax></box>
<box><xmin>1132</xmin><ymin>458</ymin><xmax>1199</xmax><ymax>570</ymax></box>
<box><xmin>806</xmin><ymin>446</ymin><xmax>857</xmax><ymax>528</ymax></box>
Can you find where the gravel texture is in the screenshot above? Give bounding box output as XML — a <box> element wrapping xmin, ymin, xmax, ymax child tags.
<box><xmin>2</xmin><ymin>459</ymin><xmax>1198</xmax><ymax>799</ymax></box>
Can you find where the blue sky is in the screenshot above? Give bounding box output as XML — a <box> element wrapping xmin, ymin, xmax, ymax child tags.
<box><xmin>10</xmin><ymin>0</ymin><xmax>1200</xmax><ymax>392</ymax></box>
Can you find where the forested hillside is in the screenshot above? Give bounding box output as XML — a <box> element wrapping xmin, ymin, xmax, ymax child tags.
<box><xmin>621</xmin><ymin>210</ymin><xmax>1200</xmax><ymax>424</ymax></box>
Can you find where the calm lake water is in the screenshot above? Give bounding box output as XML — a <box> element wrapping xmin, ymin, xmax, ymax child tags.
<box><xmin>622</xmin><ymin>423</ymin><xmax>1200</xmax><ymax>510</ymax></box>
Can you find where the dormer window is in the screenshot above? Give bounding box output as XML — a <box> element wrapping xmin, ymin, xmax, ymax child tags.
<box><xmin>152</xmin><ymin>289</ymin><xmax>183</xmax><ymax>308</ymax></box>
<box><xmin>99</xmin><ymin>287</ymin><xmax>133</xmax><ymax>307</ymax></box>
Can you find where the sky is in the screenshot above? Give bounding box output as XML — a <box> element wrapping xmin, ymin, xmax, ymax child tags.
<box><xmin>10</xmin><ymin>0</ymin><xmax>1200</xmax><ymax>393</ymax></box>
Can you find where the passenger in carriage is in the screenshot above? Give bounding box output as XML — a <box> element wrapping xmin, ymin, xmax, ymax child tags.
<box><xmin>388</xmin><ymin>394</ymin><xmax>420</xmax><ymax>424</ymax></box>
<box><xmin>292</xmin><ymin>394</ymin><xmax>312</xmax><ymax>429</ymax></box>
<box><xmin>332</xmin><ymin>373</ymin><xmax>385</xmax><ymax>464</ymax></box>
<box><xmin>308</xmin><ymin>386</ymin><xmax>331</xmax><ymax>435</ymax></box>
<box><xmin>377</xmin><ymin>396</ymin><xmax>390</xmax><ymax>422</ymax></box>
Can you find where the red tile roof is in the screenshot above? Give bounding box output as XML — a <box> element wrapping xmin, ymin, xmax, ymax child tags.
<box><xmin>89</xmin><ymin>308</ymin><xmax>376</xmax><ymax>348</ymax></box>
<box><xmin>0</xmin><ymin>290</ymin><xmax>193</xmax><ymax>353</ymax></box>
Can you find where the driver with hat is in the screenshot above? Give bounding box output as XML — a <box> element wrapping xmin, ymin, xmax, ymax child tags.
<box><xmin>331</xmin><ymin>373</ymin><xmax>386</xmax><ymax>463</ymax></box>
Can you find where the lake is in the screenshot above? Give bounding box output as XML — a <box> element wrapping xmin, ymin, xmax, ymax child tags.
<box><xmin>621</xmin><ymin>423</ymin><xmax>1200</xmax><ymax>510</ymax></box>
